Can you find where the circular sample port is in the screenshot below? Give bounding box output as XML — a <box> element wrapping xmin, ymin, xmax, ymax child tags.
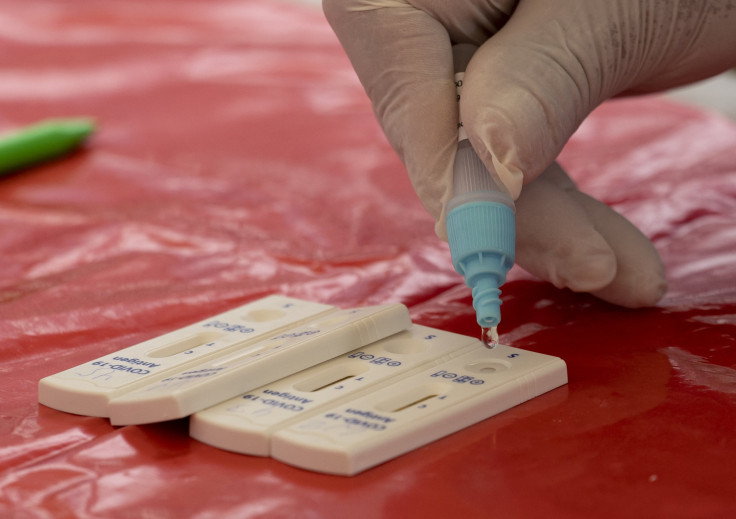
<box><xmin>382</xmin><ymin>337</ymin><xmax>428</xmax><ymax>355</ymax></box>
<box><xmin>243</xmin><ymin>308</ymin><xmax>287</xmax><ymax>322</ymax></box>
<box><xmin>464</xmin><ymin>360</ymin><xmax>510</xmax><ymax>374</ymax></box>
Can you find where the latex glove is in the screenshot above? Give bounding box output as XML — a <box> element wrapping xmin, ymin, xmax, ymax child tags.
<box><xmin>323</xmin><ymin>0</ymin><xmax>736</xmax><ymax>307</ymax></box>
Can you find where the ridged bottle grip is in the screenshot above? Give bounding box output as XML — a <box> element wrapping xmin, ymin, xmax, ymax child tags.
<box><xmin>446</xmin><ymin>203</ymin><xmax>516</xmax><ymax>264</ymax></box>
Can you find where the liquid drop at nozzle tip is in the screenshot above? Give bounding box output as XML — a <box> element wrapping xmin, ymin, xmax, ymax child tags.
<box><xmin>481</xmin><ymin>327</ymin><xmax>499</xmax><ymax>349</ymax></box>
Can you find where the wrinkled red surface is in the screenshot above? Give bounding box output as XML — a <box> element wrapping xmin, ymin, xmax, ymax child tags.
<box><xmin>1</xmin><ymin>1</ymin><xmax>735</xmax><ymax>518</ymax></box>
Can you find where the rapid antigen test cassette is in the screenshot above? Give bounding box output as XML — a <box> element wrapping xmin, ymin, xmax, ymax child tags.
<box><xmin>271</xmin><ymin>342</ymin><xmax>565</xmax><ymax>475</ymax></box>
<box><xmin>107</xmin><ymin>304</ymin><xmax>412</xmax><ymax>425</ymax></box>
<box><xmin>191</xmin><ymin>326</ymin><xmax>567</xmax><ymax>475</ymax></box>
<box><xmin>39</xmin><ymin>295</ymin><xmax>411</xmax><ymax>419</ymax></box>
<box><xmin>190</xmin><ymin>325</ymin><xmax>481</xmax><ymax>456</ymax></box>
<box><xmin>39</xmin><ymin>295</ymin><xmax>567</xmax><ymax>476</ymax></box>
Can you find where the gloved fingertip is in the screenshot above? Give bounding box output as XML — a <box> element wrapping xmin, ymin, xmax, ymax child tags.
<box><xmin>490</xmin><ymin>154</ymin><xmax>524</xmax><ymax>200</ymax></box>
<box><xmin>552</xmin><ymin>247</ymin><xmax>618</xmax><ymax>293</ymax></box>
<box><xmin>593</xmin><ymin>260</ymin><xmax>669</xmax><ymax>308</ymax></box>
<box><xmin>627</xmin><ymin>274</ymin><xmax>668</xmax><ymax>308</ymax></box>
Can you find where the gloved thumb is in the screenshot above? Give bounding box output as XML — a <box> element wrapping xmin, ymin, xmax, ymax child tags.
<box><xmin>460</xmin><ymin>4</ymin><xmax>612</xmax><ymax>197</ymax></box>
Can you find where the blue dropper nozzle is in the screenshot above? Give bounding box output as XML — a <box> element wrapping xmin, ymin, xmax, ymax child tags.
<box><xmin>447</xmin><ymin>45</ymin><xmax>516</xmax><ymax>329</ymax></box>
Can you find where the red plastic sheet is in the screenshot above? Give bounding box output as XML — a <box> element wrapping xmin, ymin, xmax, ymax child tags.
<box><xmin>1</xmin><ymin>1</ymin><xmax>735</xmax><ymax>517</ymax></box>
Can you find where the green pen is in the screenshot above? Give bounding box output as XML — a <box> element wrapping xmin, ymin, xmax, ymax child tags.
<box><xmin>0</xmin><ymin>118</ymin><xmax>96</xmax><ymax>176</ymax></box>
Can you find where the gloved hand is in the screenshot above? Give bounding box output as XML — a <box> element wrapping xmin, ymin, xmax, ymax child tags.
<box><xmin>323</xmin><ymin>0</ymin><xmax>736</xmax><ymax>307</ymax></box>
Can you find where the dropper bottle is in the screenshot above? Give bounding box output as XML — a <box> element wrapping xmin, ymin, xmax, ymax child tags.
<box><xmin>446</xmin><ymin>45</ymin><xmax>516</xmax><ymax>348</ymax></box>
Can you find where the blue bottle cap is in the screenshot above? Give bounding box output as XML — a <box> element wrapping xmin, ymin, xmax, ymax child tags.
<box><xmin>446</xmin><ymin>200</ymin><xmax>515</xmax><ymax>327</ymax></box>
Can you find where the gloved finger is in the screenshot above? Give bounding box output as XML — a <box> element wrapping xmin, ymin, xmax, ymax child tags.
<box><xmin>460</xmin><ymin>0</ymin><xmax>736</xmax><ymax>197</ymax></box>
<box><xmin>515</xmin><ymin>164</ymin><xmax>617</xmax><ymax>294</ymax></box>
<box><xmin>322</xmin><ymin>1</ymin><xmax>456</xmax><ymax>237</ymax></box>
<box><xmin>515</xmin><ymin>162</ymin><xmax>666</xmax><ymax>307</ymax></box>
<box><xmin>568</xmin><ymin>189</ymin><xmax>667</xmax><ymax>308</ymax></box>
<box><xmin>459</xmin><ymin>2</ymin><xmax>604</xmax><ymax>198</ymax></box>
<box><xmin>540</xmin><ymin>163</ymin><xmax>667</xmax><ymax>307</ymax></box>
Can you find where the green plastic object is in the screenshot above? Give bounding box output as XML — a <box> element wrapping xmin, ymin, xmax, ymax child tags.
<box><xmin>0</xmin><ymin>118</ymin><xmax>95</xmax><ymax>176</ymax></box>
